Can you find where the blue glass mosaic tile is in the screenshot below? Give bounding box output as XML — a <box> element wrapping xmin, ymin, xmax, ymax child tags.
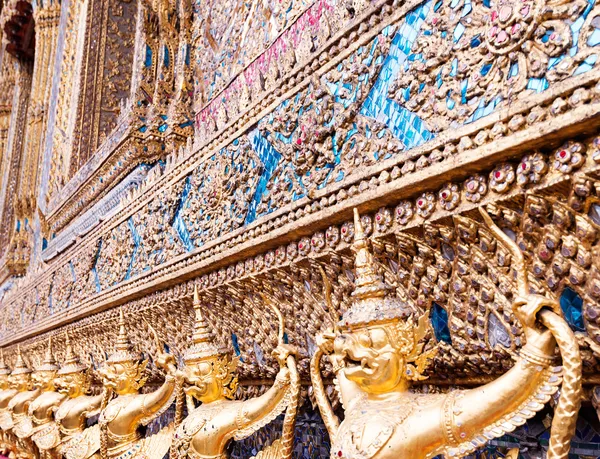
<box><xmin>124</xmin><ymin>217</ymin><xmax>141</xmax><ymax>281</ymax></box>
<box><xmin>144</xmin><ymin>45</ymin><xmax>152</xmax><ymax>68</ymax></box>
<box><xmin>69</xmin><ymin>261</ymin><xmax>76</xmax><ymax>282</ymax></box>
<box><xmin>360</xmin><ymin>1</ymin><xmax>434</xmax><ymax>150</ymax></box>
<box><xmin>431</xmin><ymin>302</ymin><xmax>452</xmax><ymax>343</ymax></box>
<box><xmin>575</xmin><ymin>55</ymin><xmax>598</xmax><ymax>75</ymax></box>
<box><xmin>246</xmin><ymin>129</ymin><xmax>283</xmax><ymax>224</ymax></box>
<box><xmin>528</xmin><ymin>0</ymin><xmax>598</xmax><ymax>89</ymax></box>
<box><xmin>163</xmin><ymin>45</ymin><xmax>170</xmax><ymax>68</ymax></box>
<box><xmin>560</xmin><ymin>286</ymin><xmax>585</xmax><ymax>332</ymax></box>
<box><xmin>171</xmin><ymin>176</ymin><xmax>194</xmax><ymax>252</ymax></box>
<box><xmin>231</xmin><ymin>333</ymin><xmax>242</xmax><ymax>359</ymax></box>
<box><xmin>91</xmin><ymin>239</ymin><xmax>102</xmax><ymax>293</ymax></box>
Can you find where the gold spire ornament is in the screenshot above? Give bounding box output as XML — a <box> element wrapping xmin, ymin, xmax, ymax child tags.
<box><xmin>58</xmin><ymin>332</ymin><xmax>88</xmax><ymax>376</ymax></box>
<box><xmin>11</xmin><ymin>346</ymin><xmax>33</xmax><ymax>376</ymax></box>
<box><xmin>5</xmin><ymin>346</ymin><xmax>35</xmax><ymax>429</ymax></box>
<box><xmin>96</xmin><ymin>308</ymin><xmax>181</xmax><ymax>459</ymax></box>
<box><xmin>107</xmin><ymin>309</ymin><xmax>143</xmax><ymax>364</ymax></box>
<box><xmin>172</xmin><ymin>286</ymin><xmax>299</xmax><ymax>459</ymax></box>
<box><xmin>36</xmin><ymin>336</ymin><xmax>60</xmax><ymax>373</ymax></box>
<box><xmin>183</xmin><ymin>286</ymin><xmax>230</xmax><ymax>362</ymax></box>
<box><xmin>309</xmin><ymin>207</ymin><xmax>582</xmax><ymax>459</ymax></box>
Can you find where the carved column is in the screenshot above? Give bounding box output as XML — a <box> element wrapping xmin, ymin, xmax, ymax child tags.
<box><xmin>0</xmin><ymin>56</ymin><xmax>17</xmax><ymax>264</ymax></box>
<box><xmin>0</xmin><ymin>61</ymin><xmax>32</xmax><ymax>279</ymax></box>
<box><xmin>2</xmin><ymin>0</ymin><xmax>61</xmax><ymax>277</ymax></box>
<box><xmin>17</xmin><ymin>0</ymin><xmax>62</xmax><ymax>215</ymax></box>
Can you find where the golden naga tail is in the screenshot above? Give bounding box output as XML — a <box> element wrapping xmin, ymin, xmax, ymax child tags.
<box><xmin>481</xmin><ymin>208</ymin><xmax>582</xmax><ymax>459</ymax></box>
<box><xmin>251</xmin><ymin>298</ymin><xmax>300</xmax><ymax>459</ymax></box>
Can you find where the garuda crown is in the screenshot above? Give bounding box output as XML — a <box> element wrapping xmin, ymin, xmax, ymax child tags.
<box><xmin>58</xmin><ymin>332</ymin><xmax>87</xmax><ymax>375</ymax></box>
<box><xmin>11</xmin><ymin>345</ymin><xmax>32</xmax><ymax>376</ymax></box>
<box><xmin>183</xmin><ymin>286</ymin><xmax>231</xmax><ymax>363</ymax></box>
<box><xmin>340</xmin><ymin>208</ymin><xmax>414</xmax><ymax>329</ymax></box>
<box><xmin>36</xmin><ymin>336</ymin><xmax>60</xmax><ymax>372</ymax></box>
<box><xmin>107</xmin><ymin>309</ymin><xmax>143</xmax><ymax>364</ymax></box>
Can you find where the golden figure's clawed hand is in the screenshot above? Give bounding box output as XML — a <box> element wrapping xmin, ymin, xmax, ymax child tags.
<box><xmin>271</xmin><ymin>344</ymin><xmax>297</xmax><ymax>367</ymax></box>
<box><xmin>315</xmin><ymin>331</ymin><xmax>336</xmax><ymax>355</ymax></box>
<box><xmin>511</xmin><ymin>293</ymin><xmax>559</xmax><ymax>352</ymax></box>
<box><xmin>155</xmin><ymin>352</ymin><xmax>178</xmax><ymax>377</ymax></box>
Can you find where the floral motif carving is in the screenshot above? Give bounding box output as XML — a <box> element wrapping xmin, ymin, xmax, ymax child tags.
<box><xmin>389</xmin><ymin>0</ymin><xmax>594</xmax><ymax>132</ymax></box>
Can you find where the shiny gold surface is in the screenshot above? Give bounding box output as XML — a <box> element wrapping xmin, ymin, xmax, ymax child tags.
<box><xmin>171</xmin><ymin>287</ymin><xmax>299</xmax><ymax>459</ymax></box>
<box><xmin>309</xmin><ymin>209</ymin><xmax>581</xmax><ymax>459</ymax></box>
<box><xmin>0</xmin><ymin>0</ymin><xmax>598</xmax><ymax>455</ymax></box>
<box><xmin>97</xmin><ymin>309</ymin><xmax>180</xmax><ymax>459</ymax></box>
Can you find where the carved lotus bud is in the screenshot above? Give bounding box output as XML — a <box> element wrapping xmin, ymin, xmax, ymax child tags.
<box><xmin>438</xmin><ymin>184</ymin><xmax>460</xmax><ymax>211</ymax></box>
<box><xmin>265</xmin><ymin>251</ymin><xmax>275</xmax><ymax>267</ymax></box>
<box><xmin>325</xmin><ymin>226</ymin><xmax>340</xmax><ymax>247</ymax></box>
<box><xmin>310</xmin><ymin>232</ymin><xmax>325</xmax><ymax>252</ymax></box>
<box><xmin>340</xmin><ymin>221</ymin><xmax>354</xmax><ymax>243</ymax></box>
<box><xmin>297</xmin><ymin>238</ymin><xmax>311</xmax><ymax>257</ymax></box>
<box><xmin>374</xmin><ymin>208</ymin><xmax>392</xmax><ymax>233</ymax></box>
<box><xmin>275</xmin><ymin>246</ymin><xmax>286</xmax><ymax>264</ymax></box>
<box><xmin>464</xmin><ymin>175</ymin><xmax>488</xmax><ymax>203</ymax></box>
<box><xmin>415</xmin><ymin>193</ymin><xmax>436</xmax><ymax>218</ymax></box>
<box><xmin>517</xmin><ymin>153</ymin><xmax>548</xmax><ymax>186</ymax></box>
<box><xmin>286</xmin><ymin>242</ymin><xmax>297</xmax><ymax>260</ymax></box>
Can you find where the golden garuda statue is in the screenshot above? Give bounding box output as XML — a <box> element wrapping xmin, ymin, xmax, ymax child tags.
<box><xmin>97</xmin><ymin>309</ymin><xmax>181</xmax><ymax>459</ymax></box>
<box><xmin>22</xmin><ymin>337</ymin><xmax>68</xmax><ymax>459</ymax></box>
<box><xmin>171</xmin><ymin>287</ymin><xmax>300</xmax><ymax>459</ymax></box>
<box><xmin>310</xmin><ymin>208</ymin><xmax>582</xmax><ymax>459</ymax></box>
<box><xmin>0</xmin><ymin>350</ymin><xmax>17</xmax><ymax>457</ymax></box>
<box><xmin>0</xmin><ymin>339</ymin><xmax>63</xmax><ymax>459</ymax></box>
<box><xmin>0</xmin><ymin>346</ymin><xmax>34</xmax><ymax>435</ymax></box>
<box><xmin>40</xmin><ymin>332</ymin><xmax>105</xmax><ymax>459</ymax></box>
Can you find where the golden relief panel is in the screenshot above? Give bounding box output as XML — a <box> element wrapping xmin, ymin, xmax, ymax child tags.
<box><xmin>36</xmin><ymin>0</ymin><xmax>600</xmax><ymax>243</ymax></box>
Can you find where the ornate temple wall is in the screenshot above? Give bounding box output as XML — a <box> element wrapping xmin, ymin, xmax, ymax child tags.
<box><xmin>0</xmin><ymin>0</ymin><xmax>599</xmax><ymax>457</ymax></box>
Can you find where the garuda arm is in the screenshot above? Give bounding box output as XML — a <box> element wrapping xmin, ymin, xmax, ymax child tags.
<box><xmin>134</xmin><ymin>326</ymin><xmax>183</xmax><ymax>427</ymax></box>
<box><xmin>309</xmin><ymin>334</ymin><xmax>362</xmax><ymax>441</ymax></box>
<box><xmin>310</xmin><ymin>347</ymin><xmax>339</xmax><ymax>440</ymax></box>
<box><xmin>445</xmin><ymin>208</ymin><xmax>583</xmax><ymax>459</ymax></box>
<box><xmin>232</xmin><ymin>353</ymin><xmax>298</xmax><ymax>441</ymax></box>
<box><xmin>441</xmin><ymin>322</ymin><xmax>559</xmax><ymax>456</ymax></box>
<box><xmin>136</xmin><ymin>360</ymin><xmax>181</xmax><ymax>427</ymax></box>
